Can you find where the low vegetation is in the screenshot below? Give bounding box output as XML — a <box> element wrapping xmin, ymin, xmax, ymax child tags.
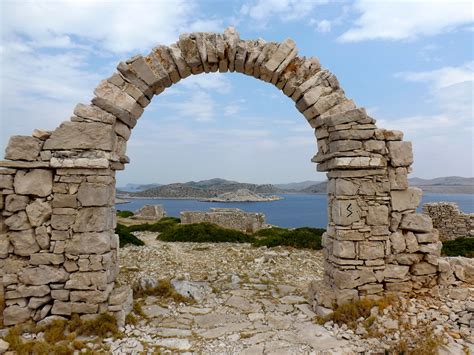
<box><xmin>116</xmin><ymin>210</ymin><xmax>134</xmax><ymax>218</ymax></box>
<box><xmin>253</xmin><ymin>227</ymin><xmax>325</xmax><ymax>249</ymax></box>
<box><xmin>441</xmin><ymin>237</ymin><xmax>474</xmax><ymax>258</ymax></box>
<box><xmin>132</xmin><ymin>278</ymin><xmax>193</xmax><ymax>303</ymax></box>
<box><xmin>158</xmin><ymin>222</ymin><xmax>255</xmax><ymax>243</ymax></box>
<box><xmin>115</xmin><ymin>223</ymin><xmax>145</xmax><ymax>247</ymax></box>
<box><xmin>4</xmin><ymin>313</ymin><xmax>120</xmax><ymax>354</ymax></box>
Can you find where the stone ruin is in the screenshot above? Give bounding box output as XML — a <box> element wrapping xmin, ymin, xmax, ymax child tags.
<box><xmin>133</xmin><ymin>204</ymin><xmax>166</xmax><ymax>221</ymax></box>
<box><xmin>180</xmin><ymin>208</ymin><xmax>266</xmax><ymax>233</ymax></box>
<box><xmin>423</xmin><ymin>202</ymin><xmax>474</xmax><ymax>241</ymax></box>
<box><xmin>0</xmin><ymin>27</ymin><xmax>469</xmax><ymax>327</ymax></box>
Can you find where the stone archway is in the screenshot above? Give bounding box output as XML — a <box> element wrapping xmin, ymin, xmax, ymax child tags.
<box><xmin>0</xmin><ymin>28</ymin><xmax>442</xmax><ymax>326</ymax></box>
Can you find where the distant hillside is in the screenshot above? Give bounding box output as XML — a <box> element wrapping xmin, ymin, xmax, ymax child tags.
<box><xmin>121</xmin><ymin>178</ymin><xmax>283</xmax><ymax>199</ymax></box>
<box><xmin>118</xmin><ymin>183</ymin><xmax>162</xmax><ymax>192</ymax></box>
<box><xmin>299</xmin><ymin>176</ymin><xmax>473</xmax><ymax>194</ymax></box>
<box><xmin>275</xmin><ymin>180</ymin><xmax>320</xmax><ymax>191</ymax></box>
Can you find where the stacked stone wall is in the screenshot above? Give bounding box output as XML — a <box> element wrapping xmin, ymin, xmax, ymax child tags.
<box><xmin>423</xmin><ymin>202</ymin><xmax>474</xmax><ymax>241</ymax></box>
<box><xmin>180</xmin><ymin>208</ymin><xmax>266</xmax><ymax>233</ymax></box>
<box><xmin>0</xmin><ymin>27</ymin><xmax>450</xmax><ymax>327</ymax></box>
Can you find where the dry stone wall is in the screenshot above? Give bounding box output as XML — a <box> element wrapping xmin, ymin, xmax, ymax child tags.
<box><xmin>180</xmin><ymin>208</ymin><xmax>266</xmax><ymax>233</ymax></box>
<box><xmin>0</xmin><ymin>27</ymin><xmax>448</xmax><ymax>326</ymax></box>
<box><xmin>423</xmin><ymin>202</ymin><xmax>474</xmax><ymax>241</ymax></box>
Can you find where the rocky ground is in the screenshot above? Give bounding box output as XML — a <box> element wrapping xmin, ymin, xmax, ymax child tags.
<box><xmin>1</xmin><ymin>232</ymin><xmax>472</xmax><ymax>354</ymax></box>
<box><xmin>110</xmin><ymin>232</ymin><xmax>473</xmax><ymax>354</ymax></box>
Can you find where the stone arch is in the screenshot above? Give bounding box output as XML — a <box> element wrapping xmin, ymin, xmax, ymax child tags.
<box><xmin>0</xmin><ymin>28</ymin><xmax>442</xmax><ymax>326</ymax></box>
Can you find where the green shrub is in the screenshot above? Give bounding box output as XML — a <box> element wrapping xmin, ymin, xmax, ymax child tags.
<box><xmin>126</xmin><ymin>217</ymin><xmax>180</xmax><ymax>233</ymax></box>
<box><xmin>158</xmin><ymin>222</ymin><xmax>254</xmax><ymax>243</ymax></box>
<box><xmin>115</xmin><ymin>224</ymin><xmax>145</xmax><ymax>247</ymax></box>
<box><xmin>253</xmin><ymin>227</ymin><xmax>324</xmax><ymax>250</ymax></box>
<box><xmin>116</xmin><ymin>210</ymin><xmax>134</xmax><ymax>218</ymax></box>
<box><xmin>442</xmin><ymin>237</ymin><xmax>474</xmax><ymax>257</ymax></box>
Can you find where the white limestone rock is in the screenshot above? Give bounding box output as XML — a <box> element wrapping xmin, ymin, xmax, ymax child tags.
<box><xmin>25</xmin><ymin>200</ymin><xmax>52</xmax><ymax>227</ymax></box>
<box><xmin>14</xmin><ymin>169</ymin><xmax>53</xmax><ymax>197</ymax></box>
<box><xmin>5</xmin><ymin>135</ymin><xmax>43</xmax><ymax>161</ymax></box>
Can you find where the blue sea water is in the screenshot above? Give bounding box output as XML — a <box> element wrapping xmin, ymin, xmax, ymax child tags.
<box><xmin>117</xmin><ymin>193</ymin><xmax>474</xmax><ymax>229</ymax></box>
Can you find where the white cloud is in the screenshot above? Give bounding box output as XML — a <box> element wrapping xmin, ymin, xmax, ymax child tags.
<box><xmin>174</xmin><ymin>91</ymin><xmax>217</xmax><ymax>122</ymax></box>
<box><xmin>310</xmin><ymin>19</ymin><xmax>332</xmax><ymax>33</ymax></box>
<box><xmin>240</xmin><ymin>0</ymin><xmax>327</xmax><ymax>22</ymax></box>
<box><xmin>339</xmin><ymin>0</ymin><xmax>473</xmax><ymax>42</ymax></box>
<box><xmin>0</xmin><ymin>0</ymin><xmax>218</xmax><ymax>54</ymax></box>
<box><xmin>179</xmin><ymin>73</ymin><xmax>232</xmax><ymax>92</ymax></box>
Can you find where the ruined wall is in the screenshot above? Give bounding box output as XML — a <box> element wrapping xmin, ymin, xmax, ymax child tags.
<box><xmin>0</xmin><ymin>28</ymin><xmax>446</xmax><ymax>326</ymax></box>
<box><xmin>180</xmin><ymin>208</ymin><xmax>266</xmax><ymax>233</ymax></box>
<box><xmin>423</xmin><ymin>202</ymin><xmax>474</xmax><ymax>241</ymax></box>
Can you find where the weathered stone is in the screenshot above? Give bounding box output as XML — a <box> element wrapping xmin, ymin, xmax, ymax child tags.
<box><xmin>411</xmin><ymin>262</ymin><xmax>437</xmax><ymax>275</ymax></box>
<box><xmin>94</xmin><ymin>80</ymin><xmax>143</xmax><ymax>117</ymax></box>
<box><xmin>65</xmin><ymin>271</ymin><xmax>108</xmax><ymax>290</ymax></box>
<box><xmin>52</xmin><ymin>194</ymin><xmax>77</xmax><ymax>208</ymax></box>
<box><xmin>109</xmin><ymin>285</ymin><xmax>132</xmax><ymax>305</ymax></box>
<box><xmin>72</xmin><ymin>207</ymin><xmax>114</xmax><ymax>232</ymax></box>
<box><xmin>391</xmin><ymin>187</ymin><xmax>422</xmax><ymax>212</ymax></box>
<box><xmin>388</xmin><ymin>167</ymin><xmax>408</xmax><ymax>190</ymax></box>
<box><xmin>384</xmin><ymin>264</ymin><xmax>410</xmax><ymax>279</ymax></box>
<box><xmin>77</xmin><ymin>183</ymin><xmax>114</xmax><ymax>207</ymax></box>
<box><xmin>30</xmin><ymin>253</ymin><xmax>65</xmax><ymax>265</ymax></box>
<box><xmin>395</xmin><ymin>253</ymin><xmax>423</xmax><ymax>265</ymax></box>
<box><xmin>416</xmin><ymin>230</ymin><xmax>439</xmax><ymax>243</ymax></box>
<box><xmin>5</xmin><ymin>211</ymin><xmax>31</xmax><ymax>230</ymax></box>
<box><xmin>358</xmin><ymin>241</ymin><xmax>385</xmax><ymax>260</ymax></box>
<box><xmin>20</xmin><ymin>265</ymin><xmax>69</xmax><ymax>285</ymax></box>
<box><xmin>16</xmin><ymin>285</ymin><xmax>50</xmax><ymax>298</ymax></box>
<box><xmin>387</xmin><ymin>141</ymin><xmax>413</xmax><ymax>167</ymax></box>
<box><xmin>333</xmin><ymin>269</ymin><xmax>377</xmax><ymax>289</ymax></box>
<box><xmin>0</xmin><ymin>174</ymin><xmax>13</xmax><ymax>189</ymax></box>
<box><xmin>51</xmin><ymin>301</ymin><xmax>71</xmax><ymax>315</ymax></box>
<box><xmin>329</xmin><ymin>140</ymin><xmax>363</xmax><ymax>153</ymax></box>
<box><xmin>364</xmin><ymin>140</ymin><xmax>387</xmax><ymax>154</ymax></box>
<box><xmin>389</xmin><ymin>231</ymin><xmax>406</xmax><ymax>253</ymax></box>
<box><xmin>367</xmin><ymin>205</ymin><xmax>389</xmax><ymax>226</ymax></box>
<box><xmin>3</xmin><ymin>305</ymin><xmax>32</xmax><ymax>326</ymax></box>
<box><xmin>8</xmin><ymin>229</ymin><xmax>39</xmax><ymax>256</ymax></box>
<box><xmin>65</xmin><ymin>232</ymin><xmax>111</xmax><ymax>255</ymax></box>
<box><xmin>5</xmin><ymin>136</ymin><xmax>43</xmax><ymax>161</ymax></box>
<box><xmin>51</xmin><ymin>214</ymin><xmax>76</xmax><ymax>230</ymax></box>
<box><xmin>25</xmin><ymin>200</ymin><xmax>52</xmax><ymax>227</ymax></box>
<box><xmin>14</xmin><ymin>169</ymin><xmax>53</xmax><ymax>197</ymax></box>
<box><xmin>332</xmin><ymin>240</ymin><xmax>356</xmax><ymax>259</ymax></box>
<box><xmin>44</xmin><ymin>122</ymin><xmax>116</xmax><ymax>151</ymax></box>
<box><xmin>331</xmin><ymin>199</ymin><xmax>360</xmax><ymax>226</ymax></box>
<box><xmin>35</xmin><ymin>226</ymin><xmax>50</xmax><ymax>249</ymax></box>
<box><xmin>400</xmin><ymin>213</ymin><xmax>433</xmax><ymax>232</ymax></box>
<box><xmin>419</xmin><ymin>241</ymin><xmax>442</xmax><ymax>255</ymax></box>
<box><xmin>51</xmin><ymin>290</ymin><xmax>69</xmax><ymax>301</ymax></box>
<box><xmin>5</xmin><ymin>194</ymin><xmax>29</xmax><ymax>212</ymax></box>
<box><xmin>28</xmin><ymin>295</ymin><xmax>51</xmax><ymax>309</ymax></box>
<box><xmin>74</xmin><ymin>103</ymin><xmax>116</xmax><ymax>124</ymax></box>
<box><xmin>405</xmin><ymin>231</ymin><xmax>419</xmax><ymax>253</ymax></box>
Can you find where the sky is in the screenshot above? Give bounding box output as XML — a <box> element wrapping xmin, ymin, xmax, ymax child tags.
<box><xmin>0</xmin><ymin>0</ymin><xmax>473</xmax><ymax>186</ymax></box>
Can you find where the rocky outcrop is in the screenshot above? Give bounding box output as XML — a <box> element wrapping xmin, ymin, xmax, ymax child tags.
<box><xmin>134</xmin><ymin>205</ymin><xmax>166</xmax><ymax>220</ymax></box>
<box><xmin>202</xmin><ymin>189</ymin><xmax>282</xmax><ymax>202</ymax></box>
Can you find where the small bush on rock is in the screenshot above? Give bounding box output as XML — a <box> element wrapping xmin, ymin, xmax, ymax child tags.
<box><xmin>115</xmin><ymin>224</ymin><xmax>145</xmax><ymax>247</ymax></box>
<box><xmin>127</xmin><ymin>217</ymin><xmax>181</xmax><ymax>233</ymax></box>
<box><xmin>253</xmin><ymin>227</ymin><xmax>324</xmax><ymax>250</ymax></box>
<box><xmin>158</xmin><ymin>222</ymin><xmax>254</xmax><ymax>243</ymax></box>
<box><xmin>116</xmin><ymin>210</ymin><xmax>134</xmax><ymax>218</ymax></box>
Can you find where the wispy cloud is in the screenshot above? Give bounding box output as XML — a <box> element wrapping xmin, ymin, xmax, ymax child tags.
<box><xmin>339</xmin><ymin>0</ymin><xmax>473</xmax><ymax>42</ymax></box>
<box><xmin>240</xmin><ymin>0</ymin><xmax>328</xmax><ymax>23</ymax></box>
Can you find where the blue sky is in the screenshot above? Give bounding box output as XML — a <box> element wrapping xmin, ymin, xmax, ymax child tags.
<box><xmin>0</xmin><ymin>0</ymin><xmax>473</xmax><ymax>185</ymax></box>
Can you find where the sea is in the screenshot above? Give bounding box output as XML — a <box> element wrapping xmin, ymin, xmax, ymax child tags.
<box><xmin>116</xmin><ymin>193</ymin><xmax>474</xmax><ymax>229</ymax></box>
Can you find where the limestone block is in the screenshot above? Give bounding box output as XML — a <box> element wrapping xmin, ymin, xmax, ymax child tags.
<box><xmin>388</xmin><ymin>167</ymin><xmax>408</xmax><ymax>190</ymax></box>
<box><xmin>0</xmin><ymin>174</ymin><xmax>13</xmax><ymax>189</ymax></box>
<box><xmin>391</xmin><ymin>187</ymin><xmax>422</xmax><ymax>212</ymax></box>
<box><xmin>20</xmin><ymin>265</ymin><xmax>69</xmax><ymax>285</ymax></box>
<box><xmin>367</xmin><ymin>205</ymin><xmax>389</xmax><ymax>226</ymax></box>
<box><xmin>329</xmin><ymin>140</ymin><xmax>363</xmax><ymax>153</ymax></box>
<box><xmin>70</xmin><ymin>287</ymin><xmax>112</xmax><ymax>303</ymax></box>
<box><xmin>178</xmin><ymin>34</ymin><xmax>203</xmax><ymax>70</ymax></box>
<box><xmin>30</xmin><ymin>253</ymin><xmax>65</xmax><ymax>265</ymax></box>
<box><xmin>16</xmin><ymin>285</ymin><xmax>50</xmax><ymax>297</ymax></box>
<box><xmin>32</xmin><ymin>129</ymin><xmax>51</xmax><ymax>140</ymax></box>
<box><xmin>51</xmin><ymin>214</ymin><xmax>76</xmax><ymax>230</ymax></box>
<box><xmin>129</xmin><ymin>55</ymin><xmax>165</xmax><ymax>89</ymax></box>
<box><xmin>114</xmin><ymin>121</ymin><xmax>131</xmax><ymax>140</ymax></box>
<box><xmin>329</xmin><ymin>128</ymin><xmax>375</xmax><ymax>141</ymax></box>
<box><xmin>51</xmin><ymin>290</ymin><xmax>69</xmax><ymax>301</ymax></box>
<box><xmin>384</xmin><ymin>264</ymin><xmax>410</xmax><ymax>279</ymax></box>
<box><xmin>65</xmin><ymin>271</ymin><xmax>108</xmax><ymax>290</ymax></box>
<box><xmin>416</xmin><ymin>230</ymin><xmax>439</xmax><ymax>243</ymax></box>
<box><xmin>364</xmin><ymin>140</ymin><xmax>387</xmax><ymax>154</ymax></box>
<box><xmin>389</xmin><ymin>231</ymin><xmax>406</xmax><ymax>253</ymax></box>
<box><xmin>405</xmin><ymin>231</ymin><xmax>419</xmax><ymax>253</ymax></box>
<box><xmin>28</xmin><ymin>296</ymin><xmax>52</xmax><ymax>309</ymax></box>
<box><xmin>5</xmin><ymin>194</ymin><xmax>29</xmax><ymax>212</ymax></box>
<box><xmin>234</xmin><ymin>40</ymin><xmax>248</xmax><ymax>73</ymax></box>
<box><xmin>331</xmin><ymin>199</ymin><xmax>360</xmax><ymax>226</ymax></box>
<box><xmin>73</xmin><ymin>207</ymin><xmax>114</xmax><ymax>232</ymax></box>
<box><xmin>109</xmin><ymin>285</ymin><xmax>133</xmax><ymax>305</ymax></box>
<box><xmin>73</xmin><ymin>103</ymin><xmax>116</xmax><ymax>124</ymax></box>
<box><xmin>0</xmin><ymin>234</ymin><xmax>9</xmax><ymax>258</ymax></box>
<box><xmin>261</xmin><ymin>38</ymin><xmax>296</xmax><ymax>80</ymax></box>
<box><xmin>385</xmin><ymin>281</ymin><xmax>412</xmax><ymax>292</ymax></box>
<box><xmin>390</xmin><ymin>212</ymin><xmax>402</xmax><ymax>232</ymax></box>
<box><xmin>387</xmin><ymin>141</ymin><xmax>413</xmax><ymax>167</ymax></box>
<box><xmin>5</xmin><ymin>136</ymin><xmax>43</xmax><ymax>161</ymax></box>
<box><xmin>395</xmin><ymin>253</ymin><xmax>423</xmax><ymax>265</ymax></box>
<box><xmin>400</xmin><ymin>213</ymin><xmax>433</xmax><ymax>232</ymax></box>
<box><xmin>168</xmin><ymin>43</ymin><xmax>192</xmax><ymax>78</ymax></box>
<box><xmin>335</xmin><ymin>179</ymin><xmax>358</xmax><ymax>196</ymax></box>
<box><xmin>376</xmin><ymin>129</ymin><xmax>403</xmax><ymax>141</ymax></box>
<box><xmin>332</xmin><ymin>240</ymin><xmax>356</xmax><ymax>259</ymax></box>
<box><xmin>65</xmin><ymin>232</ymin><xmax>112</xmax><ymax>255</ymax></box>
<box><xmin>3</xmin><ymin>305</ymin><xmax>32</xmax><ymax>326</ymax></box>
<box><xmin>77</xmin><ymin>183</ymin><xmax>114</xmax><ymax>207</ymax></box>
<box><xmin>332</xmin><ymin>269</ymin><xmax>377</xmax><ymax>289</ymax></box>
<box><xmin>44</xmin><ymin>122</ymin><xmax>116</xmax><ymax>151</ymax></box>
<box><xmin>51</xmin><ymin>301</ymin><xmax>71</xmax><ymax>315</ymax></box>
<box><xmin>335</xmin><ymin>229</ymin><xmax>365</xmax><ymax>241</ymax></box>
<box><xmin>419</xmin><ymin>241</ymin><xmax>442</xmax><ymax>255</ymax></box>
<box><xmin>35</xmin><ymin>226</ymin><xmax>50</xmax><ymax>250</ymax></box>
<box><xmin>134</xmin><ymin>205</ymin><xmax>166</xmax><ymax>220</ymax></box>
<box><xmin>411</xmin><ymin>262</ymin><xmax>437</xmax><ymax>276</ymax></box>
<box><xmin>14</xmin><ymin>169</ymin><xmax>53</xmax><ymax>197</ymax></box>
<box><xmin>224</xmin><ymin>27</ymin><xmax>240</xmax><ymax>72</ymax></box>
<box><xmin>5</xmin><ymin>211</ymin><xmax>31</xmax><ymax>230</ymax></box>
<box><xmin>303</xmin><ymin>91</ymin><xmax>345</xmax><ymax>120</ymax></box>
<box><xmin>95</xmin><ymin>79</ymin><xmax>144</xmax><ymax>117</ymax></box>
<box><xmin>25</xmin><ymin>200</ymin><xmax>52</xmax><ymax>227</ymax></box>
<box><xmin>8</xmin><ymin>229</ymin><xmax>40</xmax><ymax>256</ymax></box>
<box><xmin>52</xmin><ymin>194</ymin><xmax>77</xmax><ymax>208</ymax></box>
<box><xmin>358</xmin><ymin>241</ymin><xmax>385</xmax><ymax>259</ymax></box>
